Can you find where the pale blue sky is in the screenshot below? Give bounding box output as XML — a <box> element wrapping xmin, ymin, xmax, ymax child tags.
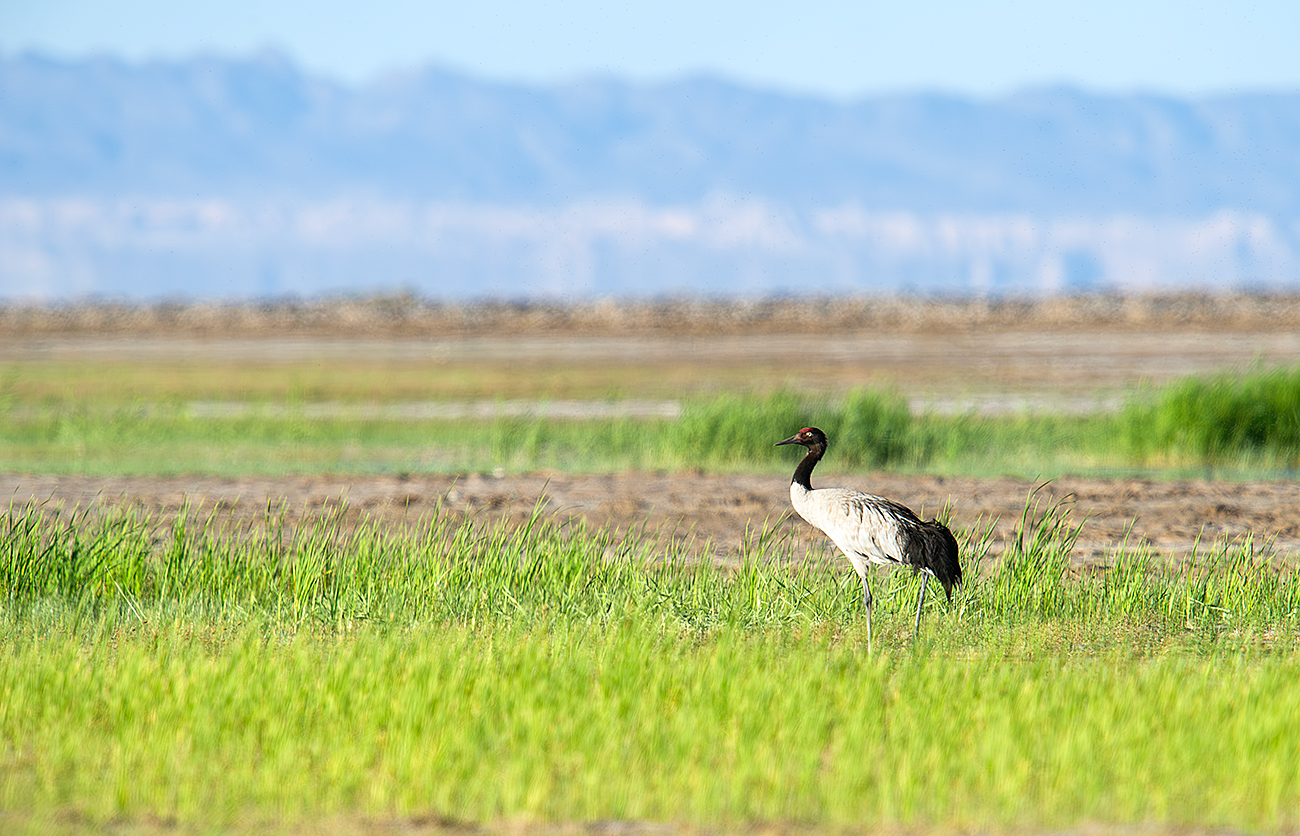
<box><xmin>2</xmin><ymin>0</ymin><xmax>1298</xmax><ymax>97</ymax></box>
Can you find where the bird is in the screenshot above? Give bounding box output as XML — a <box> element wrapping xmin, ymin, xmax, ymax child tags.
<box><xmin>776</xmin><ymin>426</ymin><xmax>961</xmax><ymax>650</ymax></box>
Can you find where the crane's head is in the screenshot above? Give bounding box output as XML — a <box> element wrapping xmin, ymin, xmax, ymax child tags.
<box><xmin>775</xmin><ymin>427</ymin><xmax>827</xmax><ymax>449</ymax></box>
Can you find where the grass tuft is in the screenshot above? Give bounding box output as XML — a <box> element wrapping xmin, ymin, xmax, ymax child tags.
<box><xmin>1122</xmin><ymin>364</ymin><xmax>1300</xmax><ymax>466</ymax></box>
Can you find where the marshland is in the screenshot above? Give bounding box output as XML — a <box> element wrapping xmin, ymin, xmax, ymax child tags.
<box><xmin>3</xmin><ymin>295</ymin><xmax>1300</xmax><ymax>835</ymax></box>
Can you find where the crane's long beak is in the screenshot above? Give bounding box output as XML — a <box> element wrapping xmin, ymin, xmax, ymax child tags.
<box><xmin>775</xmin><ymin>434</ymin><xmax>801</xmax><ymax>447</ymax></box>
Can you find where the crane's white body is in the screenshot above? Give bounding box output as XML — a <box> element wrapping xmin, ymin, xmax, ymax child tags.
<box><xmin>789</xmin><ymin>482</ymin><xmax>929</xmax><ymax>582</ymax></box>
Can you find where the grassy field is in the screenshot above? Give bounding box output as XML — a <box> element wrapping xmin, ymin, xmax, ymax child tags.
<box><xmin>5</xmin><ymin>318</ymin><xmax>1300</xmax><ymax>834</ymax></box>
<box><xmin>4</xmin><ymin>362</ymin><xmax>1300</xmax><ymax>477</ymax></box>
<box><xmin>3</xmin><ymin>494</ymin><xmax>1299</xmax><ymax>834</ymax></box>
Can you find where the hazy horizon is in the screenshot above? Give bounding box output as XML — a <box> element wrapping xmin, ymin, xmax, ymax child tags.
<box><xmin>4</xmin><ymin>45</ymin><xmax>1300</xmax><ymax>301</ymax></box>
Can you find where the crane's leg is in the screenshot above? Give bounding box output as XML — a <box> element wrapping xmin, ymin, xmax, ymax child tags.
<box><xmin>860</xmin><ymin>573</ymin><xmax>873</xmax><ymax>654</ymax></box>
<box><xmin>912</xmin><ymin>575</ymin><xmax>928</xmax><ymax>639</ymax></box>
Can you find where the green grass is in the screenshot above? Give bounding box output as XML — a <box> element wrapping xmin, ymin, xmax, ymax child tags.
<box><xmin>5</xmin><ymin>366</ymin><xmax>1300</xmax><ymax>477</ymax></box>
<box><xmin>0</xmin><ymin>379</ymin><xmax>1289</xmax><ymax>478</ymax></box>
<box><xmin>7</xmin><ymin>351</ymin><xmax>1300</xmax><ymax>477</ymax></box>
<box><xmin>1122</xmin><ymin>364</ymin><xmax>1300</xmax><ymax>467</ymax></box>
<box><xmin>4</xmin><ymin>359</ymin><xmax>1300</xmax><ymax>831</ymax></box>
<box><xmin>5</xmin><ymin>489</ymin><xmax>1296</xmax><ymax>634</ymax></box>
<box><xmin>6</xmin><ymin>345</ymin><xmax>1300</xmax><ymax>833</ymax></box>
<box><xmin>3</xmin><ymin>495</ymin><xmax>1299</xmax><ymax>832</ymax></box>
<box><xmin>6</xmin><ymin>618</ymin><xmax>1300</xmax><ymax>833</ymax></box>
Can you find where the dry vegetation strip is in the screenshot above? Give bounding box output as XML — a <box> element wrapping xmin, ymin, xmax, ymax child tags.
<box><xmin>7</xmin><ymin>293</ymin><xmax>1300</xmax><ymax>337</ymax></box>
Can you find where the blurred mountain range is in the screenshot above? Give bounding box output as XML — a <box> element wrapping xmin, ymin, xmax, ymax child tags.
<box><xmin>3</xmin><ymin>51</ymin><xmax>1300</xmax><ymax>299</ymax></box>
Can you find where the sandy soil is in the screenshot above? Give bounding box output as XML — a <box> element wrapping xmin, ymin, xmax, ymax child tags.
<box><xmin>6</xmin><ymin>471</ymin><xmax>1298</xmax><ymax>566</ymax></box>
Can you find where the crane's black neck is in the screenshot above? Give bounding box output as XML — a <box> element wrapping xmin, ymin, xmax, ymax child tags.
<box><xmin>791</xmin><ymin>443</ymin><xmax>825</xmax><ymax>490</ymax></box>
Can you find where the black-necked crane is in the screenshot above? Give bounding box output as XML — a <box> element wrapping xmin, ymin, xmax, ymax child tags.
<box><xmin>776</xmin><ymin>426</ymin><xmax>962</xmax><ymax>650</ymax></box>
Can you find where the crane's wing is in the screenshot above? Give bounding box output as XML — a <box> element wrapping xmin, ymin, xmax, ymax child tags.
<box><xmin>797</xmin><ymin>488</ymin><xmax>920</xmax><ymax>563</ymax></box>
<box><xmin>798</xmin><ymin>488</ymin><xmax>962</xmax><ymax>597</ymax></box>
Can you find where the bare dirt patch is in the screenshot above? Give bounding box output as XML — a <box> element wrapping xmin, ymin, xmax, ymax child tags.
<box><xmin>6</xmin><ymin>471</ymin><xmax>1298</xmax><ymax>566</ymax></box>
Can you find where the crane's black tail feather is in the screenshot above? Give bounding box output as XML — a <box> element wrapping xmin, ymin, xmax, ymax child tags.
<box><xmin>916</xmin><ymin>520</ymin><xmax>962</xmax><ymax>600</ymax></box>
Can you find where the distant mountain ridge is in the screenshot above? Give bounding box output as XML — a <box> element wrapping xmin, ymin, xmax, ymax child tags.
<box><xmin>4</xmin><ymin>51</ymin><xmax>1300</xmax><ymax>214</ymax></box>
<box><xmin>4</xmin><ymin>51</ymin><xmax>1300</xmax><ymax>300</ymax></box>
